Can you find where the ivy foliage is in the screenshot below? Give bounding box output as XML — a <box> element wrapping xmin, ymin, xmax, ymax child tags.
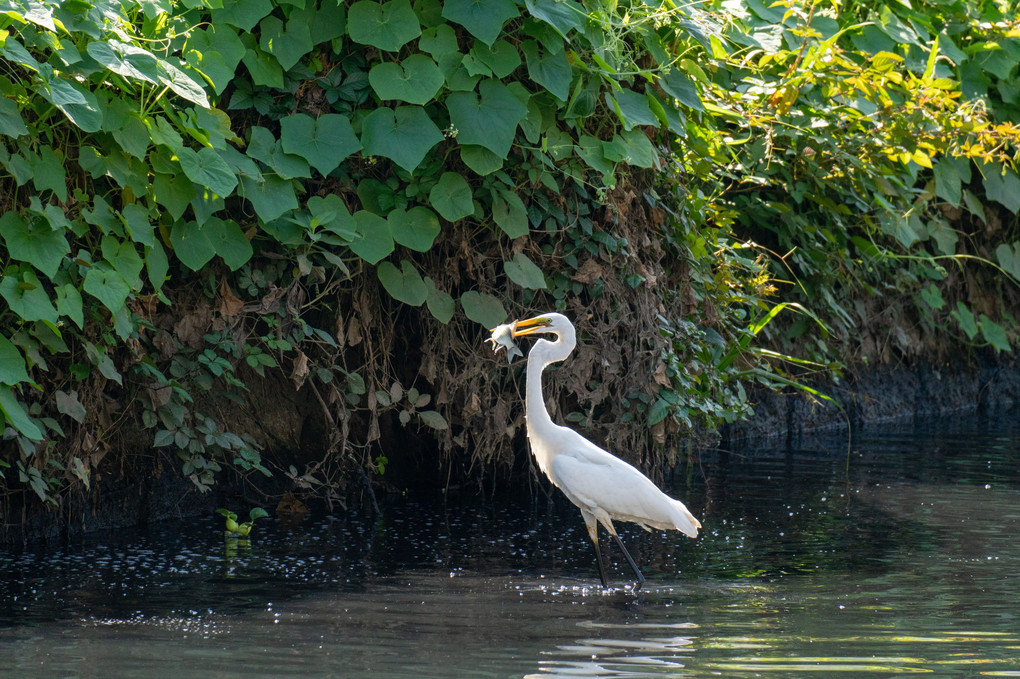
<box><xmin>0</xmin><ymin>0</ymin><xmax>1016</xmax><ymax>516</ymax></box>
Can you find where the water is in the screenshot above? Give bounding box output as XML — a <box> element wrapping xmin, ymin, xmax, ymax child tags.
<box><xmin>2</xmin><ymin>414</ymin><xmax>1018</xmax><ymax>677</ymax></box>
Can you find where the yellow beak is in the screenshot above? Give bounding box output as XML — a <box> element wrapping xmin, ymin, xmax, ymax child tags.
<box><xmin>512</xmin><ymin>316</ymin><xmax>552</xmax><ymax>337</ymax></box>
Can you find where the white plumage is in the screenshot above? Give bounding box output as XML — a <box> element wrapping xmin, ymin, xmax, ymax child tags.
<box><xmin>507</xmin><ymin>312</ymin><xmax>700</xmax><ymax>590</ymax></box>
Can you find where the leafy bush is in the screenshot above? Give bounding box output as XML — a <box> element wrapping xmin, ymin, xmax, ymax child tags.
<box><xmin>0</xmin><ymin>0</ymin><xmax>1015</xmax><ymax>521</ymax></box>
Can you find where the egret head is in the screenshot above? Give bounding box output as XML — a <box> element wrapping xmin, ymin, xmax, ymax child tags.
<box><xmin>512</xmin><ymin>313</ymin><xmax>575</xmax><ymax>348</ymax></box>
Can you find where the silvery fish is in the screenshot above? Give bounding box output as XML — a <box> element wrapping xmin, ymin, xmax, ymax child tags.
<box><xmin>486</xmin><ymin>322</ymin><xmax>523</xmax><ymax>363</ymax></box>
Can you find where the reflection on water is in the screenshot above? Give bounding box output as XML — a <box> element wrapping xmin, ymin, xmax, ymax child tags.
<box><xmin>1</xmin><ymin>414</ymin><xmax>1019</xmax><ymax>678</ymax></box>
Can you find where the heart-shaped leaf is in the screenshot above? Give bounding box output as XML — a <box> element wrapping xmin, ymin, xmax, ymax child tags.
<box><xmin>247</xmin><ymin>126</ymin><xmax>311</xmax><ymax>179</ymax></box>
<box><xmin>377</xmin><ymin>260</ymin><xmax>427</xmax><ymax>306</ymax></box>
<box><xmin>492</xmin><ymin>189</ymin><xmax>529</xmax><ymax>238</ymax></box>
<box><xmin>178</xmin><ymin>146</ymin><xmax>237</xmax><ymax>196</ymax></box>
<box><xmin>83</xmin><ymin>266</ymin><xmax>131</xmax><ymax>315</ymax></box>
<box><xmin>425</xmin><ymin>277</ymin><xmax>455</xmax><ymax>324</ymax></box>
<box><xmin>521</xmin><ymin>40</ymin><xmax>571</xmax><ymax>101</ymax></box>
<box><xmin>609</xmin><ymin>88</ymin><xmax>658</xmax><ymax>130</ymax></box>
<box><xmin>442</xmin><ymin>0</ymin><xmax>518</xmax><ymax>45</ymax></box>
<box><xmin>0</xmin><ymin>388</ymin><xmax>43</xmax><ymax>440</ymax></box>
<box><xmin>460</xmin><ymin>290</ymin><xmax>506</xmax><ymax>328</ymax></box>
<box><xmin>470</xmin><ymin>40</ymin><xmax>521</xmax><ymax>78</ymax></box>
<box><xmin>348</xmin><ymin>0</ymin><xmax>421</xmax><ymax>51</ymax></box>
<box><xmin>360</xmin><ymin>106</ymin><xmax>443</xmax><ymax>173</ymax></box>
<box><xmin>206</xmin><ymin>218</ymin><xmax>253</xmax><ymax>270</ymax></box>
<box><xmin>503</xmin><ymin>252</ymin><xmax>546</xmax><ymax>289</ymax></box>
<box><xmin>280</xmin><ymin>113</ymin><xmax>361</xmax><ymax>176</ymax></box>
<box><xmin>429</xmin><ymin>172</ymin><xmax>474</xmax><ymax>221</ymax></box>
<box><xmin>524</xmin><ymin>0</ymin><xmax>585</xmax><ymax>38</ymax></box>
<box><xmin>388</xmin><ymin>206</ymin><xmax>441</xmax><ymax>252</ymax></box>
<box><xmin>349</xmin><ymin>210</ymin><xmax>394</xmax><ymax>265</ymax></box>
<box><xmin>170</xmin><ymin>220</ymin><xmax>216</xmax><ymax>271</ymax></box>
<box><xmin>0</xmin><ymin>334</ymin><xmax>29</xmax><ymax>386</ymax></box>
<box><xmin>447</xmin><ymin>79</ymin><xmax>527</xmax><ymax>157</ymax></box>
<box><xmin>239</xmin><ymin>174</ymin><xmax>299</xmax><ymax>222</ymax></box>
<box><xmin>0</xmin><ymin>211</ymin><xmax>69</xmax><ymax>279</ymax></box>
<box><xmin>258</xmin><ymin>15</ymin><xmax>313</xmax><ymax>71</ymax></box>
<box><xmin>368</xmin><ymin>54</ymin><xmax>444</xmax><ymax>105</ymax></box>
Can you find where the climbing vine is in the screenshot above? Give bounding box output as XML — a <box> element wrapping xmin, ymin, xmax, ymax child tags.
<box><xmin>0</xmin><ymin>0</ymin><xmax>1016</xmax><ymax>524</ymax></box>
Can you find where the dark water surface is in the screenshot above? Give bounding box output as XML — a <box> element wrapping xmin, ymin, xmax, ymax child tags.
<box><xmin>2</xmin><ymin>414</ymin><xmax>1019</xmax><ymax>678</ymax></box>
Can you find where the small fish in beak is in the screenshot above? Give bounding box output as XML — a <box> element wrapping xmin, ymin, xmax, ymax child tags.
<box><xmin>486</xmin><ymin>322</ymin><xmax>523</xmax><ymax>363</ymax></box>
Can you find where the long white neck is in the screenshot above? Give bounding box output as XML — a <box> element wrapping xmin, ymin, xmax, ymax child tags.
<box><xmin>524</xmin><ymin>327</ymin><xmax>576</xmax><ymax>434</ymax></box>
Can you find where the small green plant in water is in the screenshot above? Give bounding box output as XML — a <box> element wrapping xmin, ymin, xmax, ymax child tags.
<box><xmin>216</xmin><ymin>508</ymin><xmax>270</xmax><ymax>538</ymax></box>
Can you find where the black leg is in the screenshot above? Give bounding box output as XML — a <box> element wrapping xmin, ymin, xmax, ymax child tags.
<box><xmin>591</xmin><ymin>531</ymin><xmax>609</xmax><ymax>588</ymax></box>
<box><xmin>611</xmin><ymin>533</ymin><xmax>645</xmax><ymax>592</ymax></box>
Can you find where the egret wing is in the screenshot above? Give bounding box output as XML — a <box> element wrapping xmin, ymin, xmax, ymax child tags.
<box><xmin>551</xmin><ymin>442</ymin><xmax>699</xmax><ymax>537</ymax></box>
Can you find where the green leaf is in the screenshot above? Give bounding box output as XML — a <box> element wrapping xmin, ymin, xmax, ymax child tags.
<box><xmin>368</xmin><ymin>54</ymin><xmax>444</xmax><ymax>105</ymax></box>
<box><xmin>40</xmin><ymin>77</ymin><xmax>102</xmax><ymax>132</ymax></box>
<box><xmin>360</xmin><ymin>105</ymin><xmax>443</xmax><ymax>173</ymax></box>
<box><xmin>429</xmin><ymin>172</ymin><xmax>475</xmax><ymax>221</ymax></box>
<box><xmin>460</xmin><ymin>290</ymin><xmax>506</xmax><ymax>328</ymax></box>
<box><xmin>145</xmin><ymin>242</ymin><xmax>170</xmax><ymax>294</ymax></box>
<box><xmin>122</xmin><ymin>202</ymin><xmax>155</xmax><ymax>247</ymax></box>
<box><xmin>0</xmin><ymin>211</ymin><xmax>70</xmax><ymax>279</ymax></box>
<box><xmin>207</xmin><ymin>218</ymin><xmax>253</xmax><ymax>270</ymax></box>
<box><xmin>239</xmin><ymin>173</ymin><xmax>299</xmax><ymax>222</ymax></box>
<box><xmin>659</xmin><ymin>69</ymin><xmax>703</xmax><ymax>111</ymax></box>
<box><xmin>153</xmin><ymin>172</ymin><xmax>196</xmax><ymax>220</ymax></box>
<box><xmin>83</xmin><ymin>267</ymin><xmax>131</xmax><ymax>314</ymax></box>
<box><xmin>55</xmin><ymin>390</ymin><xmax>87</xmax><ymax>423</ymax></box>
<box><xmin>978</xmin><ymin>315</ymin><xmax>1011</xmax><ymax>353</ymax></box>
<box><xmin>156</xmin><ymin>58</ymin><xmax>210</xmax><ymax>108</ymax></box>
<box><xmin>0</xmin><ymin>388</ymin><xmax>43</xmax><ymax>440</ymax></box>
<box><xmin>280</xmin><ymin>113</ymin><xmax>362</xmax><ymax>176</ymax></box>
<box><xmin>258</xmin><ymin>15</ymin><xmax>314</xmax><ymax>71</ymax></box>
<box><xmin>524</xmin><ymin>0</ymin><xmax>584</xmax><ymax>38</ymax></box>
<box><xmin>933</xmin><ymin>156</ymin><xmax>964</xmax><ymax>206</ymax></box>
<box><xmin>460</xmin><ymin>145</ymin><xmax>503</xmax><ymax>175</ymax></box>
<box><xmin>178</xmin><ymin>146</ymin><xmax>237</xmax><ymax>196</ymax></box>
<box><xmin>184</xmin><ymin>25</ymin><xmax>246</xmax><ymax>95</ymax></box>
<box><xmin>418</xmin><ymin>409</ymin><xmax>448</xmax><ymax>430</ymax></box>
<box><xmin>29</xmin><ymin>146</ymin><xmax>67</xmax><ymax>201</ymax></box>
<box><xmin>447</xmin><ymin>79</ymin><xmax>527</xmax><ymax>157</ymax></box>
<box><xmin>471</xmin><ymin>40</ymin><xmax>521</xmax><ymax>78</ymax></box>
<box><xmin>349</xmin><ymin>210</ymin><xmax>394</xmax><ymax>265</ymax></box>
<box><xmin>0</xmin><ymin>270</ymin><xmax>58</xmax><ymax>324</ymax></box>
<box><xmin>953</xmin><ymin>301</ymin><xmax>978</xmax><ymax>340</ymax></box>
<box><xmin>170</xmin><ymin>219</ymin><xmax>217</xmax><ymax>271</ymax></box>
<box><xmin>213</xmin><ymin>0</ymin><xmax>273</xmax><ymax>32</ymax></box>
<box><xmin>388</xmin><ymin>206</ymin><xmax>441</xmax><ymax>251</ymax></box>
<box><xmin>521</xmin><ymin>40</ymin><xmax>571</xmax><ymax>101</ymax></box>
<box><xmin>0</xmin><ymin>96</ymin><xmax>28</xmax><ymax>137</ymax></box>
<box><xmin>492</xmin><ymin>190</ymin><xmax>529</xmax><ymax>238</ymax></box>
<box><xmin>425</xmin><ymin>277</ymin><xmax>455</xmax><ymax>323</ymax></box>
<box><xmin>983</xmin><ymin>166</ymin><xmax>1020</xmax><ymax>214</ymax></box>
<box><xmin>442</xmin><ymin>0</ymin><xmax>519</xmax><ymax>45</ymax></box>
<box><xmin>648</xmin><ymin>397</ymin><xmax>670</xmax><ymax>426</ymax></box>
<box><xmin>242</xmin><ymin>47</ymin><xmax>284</xmax><ymax>88</ymax></box>
<box><xmin>503</xmin><ymin>252</ymin><xmax>546</xmax><ymax>289</ymax></box>
<box><xmin>611</xmin><ymin>88</ymin><xmax>658</xmax><ymax>130</ymax></box>
<box><xmin>0</xmin><ymin>334</ymin><xmax>30</xmax><ymax>385</ymax></box>
<box><xmin>102</xmin><ymin>236</ymin><xmax>144</xmax><ymax>290</ymax></box>
<box><xmin>614</xmin><ymin>128</ymin><xmax>657</xmax><ymax>168</ymax></box>
<box><xmin>995</xmin><ymin>242</ymin><xmax>1020</xmax><ymax>280</ymax></box>
<box><xmin>377</xmin><ymin>260</ymin><xmax>428</xmax><ymax>306</ymax></box>
<box><xmin>87</xmin><ymin>39</ymin><xmax>159</xmax><ymax>84</ymax></box>
<box><xmin>55</xmin><ymin>284</ymin><xmax>84</xmax><ymax>329</ymax></box>
<box><xmin>248</xmin><ymin>126</ymin><xmax>311</xmax><ymax>179</ymax></box>
<box><xmin>348</xmin><ymin>0</ymin><xmax>421</xmax><ymax>51</ymax></box>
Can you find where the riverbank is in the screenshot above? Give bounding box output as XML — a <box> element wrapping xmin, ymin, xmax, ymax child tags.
<box><xmin>721</xmin><ymin>353</ymin><xmax>1019</xmax><ymax>446</ymax></box>
<box><xmin>3</xmin><ymin>354</ymin><xmax>1017</xmax><ymax>546</ymax></box>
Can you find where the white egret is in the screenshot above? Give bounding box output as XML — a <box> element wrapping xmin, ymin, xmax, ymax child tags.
<box><xmin>499</xmin><ymin>313</ymin><xmax>701</xmax><ymax>591</ymax></box>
